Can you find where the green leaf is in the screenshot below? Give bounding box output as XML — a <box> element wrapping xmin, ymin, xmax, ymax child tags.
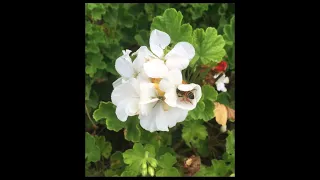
<box><xmin>188</xmin><ymin>100</ymin><xmax>205</xmax><ymax>120</ymax></box>
<box><xmin>223</xmin><ymin>16</ymin><xmax>235</xmax><ymax>46</ymax></box>
<box><xmin>85</xmin><ymin>42</ymin><xmax>100</xmax><ymax>54</ymax></box>
<box><xmin>157</xmin><ymin>146</ymin><xmax>176</xmax><ymax>159</ymax></box>
<box><xmin>124</xmin><ymin>116</ymin><xmax>141</xmax><ymax>143</ymax></box>
<box><xmin>188</xmin><ymin>4</ymin><xmax>209</xmax><ymax>20</ymax></box>
<box><xmin>210</xmin><ymin>159</ymin><xmax>230</xmax><ymax>176</ymax></box>
<box><xmin>192</xmin><ymin>27</ymin><xmax>226</xmax><ymax>65</ymax></box>
<box><xmin>196</xmin><ymin>139</ymin><xmax>209</xmax><ymax>157</ymax></box>
<box><xmin>122</xmin><ymin>143</ymin><xmax>156</xmax><ymax>176</ymax></box>
<box><xmin>93</xmin><ymin>102</ymin><xmax>126</xmax><ymax>132</ymax></box>
<box><xmin>156</xmin><ymin>167</ymin><xmax>180</xmax><ymax>177</ymax></box>
<box><xmin>202</xmin><ymin>85</ymin><xmax>218</xmax><ymax>101</ymax></box>
<box><xmin>216</xmin><ymin>92</ymin><xmax>230</xmax><ymax>106</ymax></box>
<box><xmin>110</xmin><ymin>151</ymin><xmax>125</xmax><ymax>169</ymax></box>
<box><xmin>155</xmin><ymin>153</ymin><xmax>180</xmax><ymax>177</ymax></box>
<box><xmin>85</xmin><ymin>132</ymin><xmax>101</xmax><ymax>162</ymax></box>
<box><xmin>86</xmin><ymin>23</ymin><xmax>93</xmax><ymax>35</ymax></box>
<box><xmin>202</xmin><ymin>99</ymin><xmax>214</xmax><ymax>121</ymax></box>
<box><xmin>94</xmin><ymin>136</ymin><xmax>112</xmax><ymax>159</ymax></box>
<box><xmin>134</xmin><ymin>30</ymin><xmax>150</xmax><ymax>46</ymax></box>
<box><xmin>226</xmin><ymin>130</ymin><xmax>235</xmax><ymax>155</ymax></box>
<box><xmin>158</xmin><ymin>153</ymin><xmax>176</xmax><ymax>168</ymax></box>
<box><xmin>85</xmin><ymin>65</ymin><xmax>97</xmax><ymax>77</ymax></box>
<box><xmin>118</xmin><ymin>7</ymin><xmax>134</xmax><ymax>28</ymax></box>
<box><xmin>151</xmin><ymin>8</ymin><xmax>193</xmax><ymax>44</ymax></box>
<box><xmin>121</xmin><ymin>170</ymin><xmax>138</xmax><ymax>177</ymax></box>
<box><xmin>182</xmin><ymin>121</ymin><xmax>208</xmax><ymax>146</ymax></box>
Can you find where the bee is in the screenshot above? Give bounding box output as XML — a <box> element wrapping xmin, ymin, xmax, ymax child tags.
<box><xmin>176</xmin><ymin>89</ymin><xmax>194</xmax><ymax>104</ymax></box>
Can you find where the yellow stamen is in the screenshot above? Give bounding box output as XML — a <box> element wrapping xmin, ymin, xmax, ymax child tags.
<box><xmin>182</xmin><ymin>80</ymin><xmax>188</xmax><ymax>84</ymax></box>
<box><xmin>154</xmin><ymin>83</ymin><xmax>165</xmax><ymax>97</ymax></box>
<box><xmin>151</xmin><ymin>78</ymin><xmax>162</xmax><ymax>84</ymax></box>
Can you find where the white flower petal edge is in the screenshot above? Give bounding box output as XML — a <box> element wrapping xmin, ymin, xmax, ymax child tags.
<box><xmin>139</xmin><ymin>102</ymin><xmax>188</xmax><ymax>132</ymax></box>
<box><xmin>165</xmin><ymin>42</ymin><xmax>195</xmax><ymax>70</ymax></box>
<box><xmin>115</xmin><ymin>49</ymin><xmax>135</xmax><ymax>79</ymax></box>
<box><xmin>111</xmin><ymin>78</ymin><xmax>140</xmax><ymax>122</ymax></box>
<box><xmin>215</xmin><ymin>74</ymin><xmax>229</xmax><ymax>92</ymax></box>
<box><xmin>176</xmin><ymin>83</ymin><xmax>202</xmax><ymax>110</ymax></box>
<box><xmin>132</xmin><ymin>46</ymin><xmax>154</xmax><ymax>73</ymax></box>
<box><xmin>149</xmin><ymin>29</ymin><xmax>171</xmax><ymax>58</ymax></box>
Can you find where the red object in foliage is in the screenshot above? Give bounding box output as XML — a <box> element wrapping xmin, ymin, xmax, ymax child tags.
<box><xmin>212</xmin><ymin>60</ymin><xmax>228</xmax><ymax>72</ymax></box>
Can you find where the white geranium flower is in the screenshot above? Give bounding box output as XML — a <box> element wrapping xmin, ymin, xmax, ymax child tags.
<box><xmin>111</xmin><ymin>78</ymin><xmax>140</xmax><ymax>122</ymax></box>
<box><xmin>138</xmin><ymin>82</ymin><xmax>188</xmax><ymax>132</ymax></box>
<box><xmin>159</xmin><ymin>69</ymin><xmax>202</xmax><ymax>110</ymax></box>
<box><xmin>113</xmin><ymin>48</ymin><xmax>150</xmax><ymax>88</ymax></box>
<box><xmin>215</xmin><ymin>74</ymin><xmax>229</xmax><ymax>92</ymax></box>
<box><xmin>142</xmin><ymin>29</ymin><xmax>195</xmax><ymax>78</ymax></box>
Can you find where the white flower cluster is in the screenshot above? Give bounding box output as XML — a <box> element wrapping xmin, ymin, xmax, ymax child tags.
<box><xmin>111</xmin><ymin>29</ymin><xmax>202</xmax><ymax>132</ymax></box>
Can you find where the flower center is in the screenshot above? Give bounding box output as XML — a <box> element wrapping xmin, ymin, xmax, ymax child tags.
<box><xmin>153</xmin><ymin>83</ymin><xmax>165</xmax><ymax>97</ymax></box>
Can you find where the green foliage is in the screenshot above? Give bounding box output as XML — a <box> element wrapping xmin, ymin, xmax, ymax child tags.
<box><xmin>156</xmin><ymin>153</ymin><xmax>180</xmax><ymax>176</ymax></box>
<box><xmin>191</xmin><ymin>27</ymin><xmax>226</xmax><ymax>66</ymax></box>
<box><xmin>85</xmin><ymin>132</ymin><xmax>112</xmax><ymax>163</ymax></box>
<box><xmin>86</xmin><ymin>3</ymin><xmax>234</xmax><ymax>177</ymax></box>
<box><xmin>85</xmin><ymin>132</ymin><xmax>101</xmax><ymax>162</ymax></box>
<box><xmin>182</xmin><ymin>120</ymin><xmax>208</xmax><ymax>147</ymax></box>
<box><xmin>151</xmin><ymin>8</ymin><xmax>193</xmax><ymax>44</ymax></box>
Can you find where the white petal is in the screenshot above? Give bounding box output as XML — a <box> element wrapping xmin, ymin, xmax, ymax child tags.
<box><xmin>216</xmin><ymin>82</ymin><xmax>227</xmax><ymax>92</ymax></box>
<box><xmin>165</xmin><ymin>57</ymin><xmax>189</xmax><ymax>71</ymax></box>
<box><xmin>111</xmin><ymin>80</ymin><xmax>139</xmax><ymax>106</ymax></box>
<box><xmin>223</xmin><ymin>77</ymin><xmax>229</xmax><ymax>84</ymax></box>
<box><xmin>164</xmin><ymin>88</ymin><xmax>178</xmax><ymax>107</ymax></box>
<box><xmin>139</xmin><ymin>102</ymin><xmax>188</xmax><ymax>132</ymax></box>
<box><xmin>115</xmin><ymin>100</ymin><xmax>129</xmax><ymax>122</ymax></box>
<box><xmin>132</xmin><ymin>46</ymin><xmax>154</xmax><ymax>73</ymax></box>
<box><xmin>159</xmin><ymin>79</ymin><xmax>175</xmax><ymax>92</ymax></box>
<box><xmin>144</xmin><ymin>59</ymin><xmax>169</xmax><ymax>78</ymax></box>
<box><xmin>178</xmin><ymin>84</ymin><xmax>197</xmax><ymax>91</ymax></box>
<box><xmin>115</xmin><ymin>56</ymin><xmax>134</xmax><ymax>78</ymax></box>
<box><xmin>122</xmin><ymin>49</ymin><xmax>132</xmax><ymax>62</ymax></box>
<box><xmin>112</xmin><ymin>77</ymin><xmax>123</xmax><ymax>88</ymax></box>
<box><xmin>166</xmin><ymin>69</ymin><xmax>182</xmax><ymax>85</ymax></box>
<box><xmin>136</xmin><ymin>69</ymin><xmax>151</xmax><ymax>84</ymax></box>
<box><xmin>140</xmin><ymin>100</ymin><xmax>158</xmax><ymax>117</ymax></box>
<box><xmin>139</xmin><ymin>112</ymin><xmax>158</xmax><ymax>133</ymax></box>
<box><xmin>149</xmin><ymin>29</ymin><xmax>170</xmax><ymax>58</ymax></box>
<box><xmin>139</xmin><ymin>83</ymin><xmax>158</xmax><ymax>104</ymax></box>
<box><xmin>126</xmin><ymin>98</ymin><xmax>140</xmax><ymax>116</ymax></box>
<box><xmin>164</xmin><ymin>42</ymin><xmax>195</xmax><ymax>70</ymax></box>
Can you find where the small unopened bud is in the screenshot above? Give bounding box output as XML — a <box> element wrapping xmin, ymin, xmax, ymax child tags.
<box><xmin>149</xmin><ymin>158</ymin><xmax>157</xmax><ymax>168</ymax></box>
<box><xmin>141</xmin><ymin>169</ymin><xmax>148</xmax><ymax>177</ymax></box>
<box><xmin>148</xmin><ymin>166</ymin><xmax>155</xmax><ymax>177</ymax></box>
<box><xmin>230</xmin><ymin>173</ymin><xmax>235</xmax><ymax>177</ymax></box>
<box><xmin>220</xmin><ymin>125</ymin><xmax>227</xmax><ymax>133</ymax></box>
<box><xmin>141</xmin><ymin>162</ymin><xmax>147</xmax><ymax>169</ymax></box>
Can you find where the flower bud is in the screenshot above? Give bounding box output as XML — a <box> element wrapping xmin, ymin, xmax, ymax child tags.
<box><xmin>144</xmin><ymin>151</ymin><xmax>149</xmax><ymax>158</ymax></box>
<box><xmin>220</xmin><ymin>125</ymin><xmax>227</xmax><ymax>133</ymax></box>
<box><xmin>141</xmin><ymin>169</ymin><xmax>148</xmax><ymax>177</ymax></box>
<box><xmin>141</xmin><ymin>162</ymin><xmax>147</xmax><ymax>169</ymax></box>
<box><xmin>149</xmin><ymin>158</ymin><xmax>157</xmax><ymax>168</ymax></box>
<box><xmin>148</xmin><ymin>166</ymin><xmax>155</xmax><ymax>177</ymax></box>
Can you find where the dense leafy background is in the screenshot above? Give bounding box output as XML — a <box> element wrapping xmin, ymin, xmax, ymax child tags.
<box><xmin>85</xmin><ymin>3</ymin><xmax>235</xmax><ymax>177</ymax></box>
